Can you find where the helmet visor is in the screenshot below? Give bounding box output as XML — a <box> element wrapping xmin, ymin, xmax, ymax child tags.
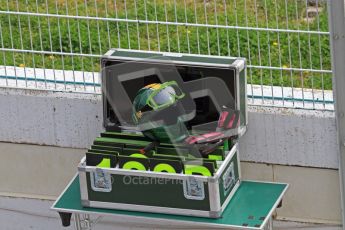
<box><xmin>148</xmin><ymin>81</ymin><xmax>185</xmax><ymax>110</ymax></box>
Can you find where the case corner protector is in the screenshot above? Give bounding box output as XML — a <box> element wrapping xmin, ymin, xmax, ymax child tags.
<box><xmin>209</xmin><ymin>211</ymin><xmax>222</xmax><ymax>218</ymax></box>
<box><xmin>81</xmin><ymin>200</ymin><xmax>90</xmax><ymax>207</ymax></box>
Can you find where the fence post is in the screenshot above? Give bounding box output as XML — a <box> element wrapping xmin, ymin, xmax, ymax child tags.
<box><xmin>328</xmin><ymin>0</ymin><xmax>345</xmax><ymax>228</ymax></box>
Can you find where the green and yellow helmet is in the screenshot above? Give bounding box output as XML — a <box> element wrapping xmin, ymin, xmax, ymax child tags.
<box><xmin>132</xmin><ymin>81</ymin><xmax>186</xmax><ymax>143</ymax></box>
<box><xmin>132</xmin><ymin>81</ymin><xmax>185</xmax><ymax>124</ymax></box>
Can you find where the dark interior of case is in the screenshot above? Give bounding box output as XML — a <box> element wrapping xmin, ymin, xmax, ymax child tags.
<box><xmin>102</xmin><ymin>60</ymin><xmax>236</xmax><ymax>132</ymax></box>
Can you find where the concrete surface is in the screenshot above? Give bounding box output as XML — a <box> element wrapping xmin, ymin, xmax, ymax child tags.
<box><xmin>241</xmin><ymin>162</ymin><xmax>342</xmax><ymax>224</ymax></box>
<box><xmin>274</xmin><ymin>165</ymin><xmax>341</xmax><ymax>224</ymax></box>
<box><xmin>0</xmin><ymin>142</ymin><xmax>341</xmax><ymax>224</ymax></box>
<box><xmin>0</xmin><ymin>87</ymin><xmax>103</xmax><ymax>149</ymax></box>
<box><xmin>0</xmin><ymin>142</ymin><xmax>84</xmax><ymax>199</ymax></box>
<box><xmin>0</xmin><ymin>196</ymin><xmax>342</xmax><ymax>230</ymax></box>
<box><xmin>0</xmin><ymin>87</ymin><xmax>338</xmax><ymax>168</ymax></box>
<box><xmin>240</xmin><ymin>106</ymin><xmax>337</xmax><ymax>168</ymax></box>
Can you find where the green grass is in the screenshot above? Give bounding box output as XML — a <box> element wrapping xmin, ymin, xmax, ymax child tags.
<box><xmin>0</xmin><ymin>0</ymin><xmax>332</xmax><ymax>90</ymax></box>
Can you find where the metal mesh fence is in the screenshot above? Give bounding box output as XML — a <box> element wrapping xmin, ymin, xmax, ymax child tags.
<box><xmin>0</xmin><ymin>0</ymin><xmax>333</xmax><ymax>110</ymax></box>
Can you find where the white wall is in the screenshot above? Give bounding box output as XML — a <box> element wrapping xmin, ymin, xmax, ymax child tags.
<box><xmin>240</xmin><ymin>106</ymin><xmax>337</xmax><ymax>168</ymax></box>
<box><xmin>0</xmin><ymin>87</ymin><xmax>338</xmax><ymax>168</ymax></box>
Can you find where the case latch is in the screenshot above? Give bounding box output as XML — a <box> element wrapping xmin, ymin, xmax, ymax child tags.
<box><xmin>183</xmin><ymin>177</ymin><xmax>205</xmax><ymax>200</ymax></box>
<box><xmin>90</xmin><ymin>168</ymin><xmax>112</xmax><ymax>192</ymax></box>
<box><xmin>223</xmin><ymin>162</ymin><xmax>235</xmax><ymax>194</ymax></box>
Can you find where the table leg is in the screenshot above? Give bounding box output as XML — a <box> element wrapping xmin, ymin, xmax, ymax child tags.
<box><xmin>84</xmin><ymin>214</ymin><xmax>91</xmax><ymax>230</ymax></box>
<box><xmin>268</xmin><ymin>216</ymin><xmax>273</xmax><ymax>230</ymax></box>
<box><xmin>58</xmin><ymin>212</ymin><xmax>72</xmax><ymax>227</ymax></box>
<box><xmin>74</xmin><ymin>213</ymin><xmax>82</xmax><ymax>230</ymax></box>
<box><xmin>263</xmin><ymin>216</ymin><xmax>273</xmax><ymax>230</ymax></box>
<box><xmin>74</xmin><ymin>213</ymin><xmax>96</xmax><ymax>230</ymax></box>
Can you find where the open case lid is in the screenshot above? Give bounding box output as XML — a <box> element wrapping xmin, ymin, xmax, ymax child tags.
<box><xmin>101</xmin><ymin>49</ymin><xmax>247</xmax><ymax>139</ymax></box>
